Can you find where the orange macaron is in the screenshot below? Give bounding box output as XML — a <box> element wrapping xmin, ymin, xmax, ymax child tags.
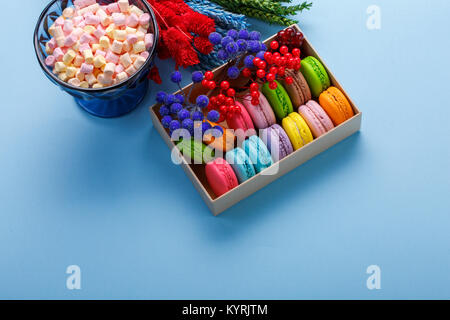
<box><xmin>319</xmin><ymin>87</ymin><xmax>354</xmax><ymax>125</ymax></box>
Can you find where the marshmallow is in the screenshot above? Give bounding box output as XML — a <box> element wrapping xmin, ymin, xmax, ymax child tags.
<box><xmin>53</xmin><ymin>47</ymin><xmax>64</xmax><ymax>61</ymax></box>
<box><xmin>106</xmin><ymin>3</ymin><xmax>120</xmax><ymax>14</ymax></box>
<box><xmin>116</xmin><ymin>71</ymin><xmax>128</xmax><ymax>82</ymax></box>
<box><xmin>79</xmin><ymin>81</ymin><xmax>89</xmax><ymax>88</ymax></box>
<box><xmin>45</xmin><ymin>55</ymin><xmax>56</xmax><ymax>67</ymax></box>
<box><xmin>140</xmin><ymin>51</ymin><xmax>149</xmax><ymax>60</ymax></box>
<box><xmin>45</xmin><ymin>42</ymin><xmax>54</xmax><ymax>55</ymax></box>
<box><xmin>54</xmin><ymin>17</ymin><xmax>65</xmax><ymax>27</ymax></box>
<box><xmin>66</xmin><ymin>66</ymin><xmax>78</xmax><ymax>78</ymax></box>
<box><xmin>129</xmin><ymin>5</ymin><xmax>144</xmax><ymax>17</ymax></box>
<box><xmin>54</xmin><ymin>61</ymin><xmax>67</xmax><ymax>73</ymax></box>
<box><xmin>144</xmin><ymin>33</ymin><xmax>153</xmax><ymax>49</ymax></box>
<box><xmin>84</xmin><ymin>25</ymin><xmax>96</xmax><ymax>34</ymax></box>
<box><xmin>122</xmin><ymin>40</ymin><xmax>131</xmax><ymax>53</ymax></box>
<box><xmin>58</xmin><ymin>72</ymin><xmax>69</xmax><ymax>82</ymax></box>
<box><xmin>111</xmin><ymin>40</ymin><xmax>123</xmax><ymax>54</ymax></box>
<box><xmin>98</xmin><ymin>73</ymin><xmax>113</xmax><ymax>85</ymax></box>
<box><xmin>112</xmin><ymin>12</ymin><xmax>126</xmax><ymax>26</ymax></box>
<box><xmin>139</xmin><ymin>13</ymin><xmax>150</xmax><ymax>26</ymax></box>
<box><xmin>68</xmin><ymin>78</ymin><xmax>81</xmax><ymax>86</ymax></box>
<box><xmin>126</xmin><ymin>33</ymin><xmax>138</xmax><ymax>45</ymax></box>
<box><xmin>64</xmin><ymin>34</ymin><xmax>77</xmax><ymax>47</ymax></box>
<box><xmin>80</xmin><ymin>33</ymin><xmax>94</xmax><ymax>44</ymax></box>
<box><xmin>73</xmin><ymin>55</ymin><xmax>84</xmax><ymax>67</ymax></box>
<box><xmin>99</xmin><ymin>36</ymin><xmax>110</xmax><ymax>49</ymax></box>
<box><xmin>119</xmin><ymin>52</ymin><xmax>132</xmax><ymax>68</ymax></box>
<box><xmin>95</xmin><ymin>49</ymin><xmax>106</xmax><ymax>57</ymax></box>
<box><xmin>105</xmin><ymin>24</ymin><xmax>116</xmax><ymax>38</ymax></box>
<box><xmin>126</xmin><ymin>13</ymin><xmax>139</xmax><ymax>28</ymax></box>
<box><xmin>91</xmin><ymin>43</ymin><xmax>101</xmax><ymax>53</ymax></box>
<box><xmin>86</xmin><ymin>14</ymin><xmax>100</xmax><ymax>26</ymax></box>
<box><xmin>106</xmin><ymin>51</ymin><xmax>119</xmax><ymax>64</ymax></box>
<box><xmin>125</xmin><ymin>64</ymin><xmax>136</xmax><ymax>75</ymax></box>
<box><xmin>76</xmin><ymin>70</ymin><xmax>85</xmax><ymax>81</ymax></box>
<box><xmin>132</xmin><ymin>41</ymin><xmax>145</xmax><ymax>54</ymax></box>
<box><xmin>79</xmin><ymin>43</ymin><xmax>91</xmax><ymax>52</ymax></box>
<box><xmin>73</xmin><ymin>16</ymin><xmax>84</xmax><ymax>26</ymax></box>
<box><xmin>103</xmin><ymin>62</ymin><xmax>115</xmax><ymax>76</ymax></box>
<box><xmin>92</xmin><ymin>83</ymin><xmax>103</xmax><ymax>89</ymax></box>
<box><xmin>118</xmin><ymin>0</ymin><xmax>130</xmax><ymax>13</ymax></box>
<box><xmin>93</xmin><ymin>55</ymin><xmax>106</xmax><ymax>68</ymax></box>
<box><xmin>80</xmin><ymin>63</ymin><xmax>94</xmax><ymax>74</ymax></box>
<box><xmin>63</xmin><ymin>49</ymin><xmax>77</xmax><ymax>65</ymax></box>
<box><xmin>136</xmin><ymin>31</ymin><xmax>145</xmax><ymax>41</ymax></box>
<box><xmin>115</xmin><ymin>64</ymin><xmax>124</xmax><ymax>74</ymax></box>
<box><xmin>93</xmin><ymin>25</ymin><xmax>105</xmax><ymax>39</ymax></box>
<box><xmin>83</xmin><ymin>49</ymin><xmax>94</xmax><ymax>63</ymax></box>
<box><xmin>85</xmin><ymin>73</ymin><xmax>97</xmax><ymax>85</ymax></box>
<box><xmin>133</xmin><ymin>56</ymin><xmax>146</xmax><ymax>69</ymax></box>
<box><xmin>64</xmin><ymin>20</ymin><xmax>74</xmax><ymax>34</ymax></box>
<box><xmin>63</xmin><ymin>7</ymin><xmax>75</xmax><ymax>18</ymax></box>
<box><xmin>114</xmin><ymin>29</ymin><xmax>127</xmax><ymax>41</ymax></box>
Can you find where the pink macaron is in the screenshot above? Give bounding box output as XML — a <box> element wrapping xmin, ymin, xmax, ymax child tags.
<box><xmin>298</xmin><ymin>100</ymin><xmax>334</xmax><ymax>138</ymax></box>
<box><xmin>226</xmin><ymin>101</ymin><xmax>256</xmax><ymax>141</ymax></box>
<box><xmin>205</xmin><ymin>158</ymin><xmax>239</xmax><ymax>197</ymax></box>
<box><xmin>241</xmin><ymin>92</ymin><xmax>276</xmax><ymax>129</ymax></box>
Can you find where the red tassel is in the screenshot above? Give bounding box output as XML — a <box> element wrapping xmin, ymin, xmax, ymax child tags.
<box><xmin>193</xmin><ymin>36</ymin><xmax>214</xmax><ymax>55</ymax></box>
<box><xmin>148</xmin><ymin>66</ymin><xmax>162</xmax><ymax>84</ymax></box>
<box><xmin>163</xmin><ymin>27</ymin><xmax>200</xmax><ymax>68</ymax></box>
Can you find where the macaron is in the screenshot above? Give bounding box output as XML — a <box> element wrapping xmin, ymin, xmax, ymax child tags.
<box><xmin>282</xmin><ymin>69</ymin><xmax>312</xmax><ymax>108</ymax></box>
<box><xmin>176</xmin><ymin>138</ymin><xmax>215</xmax><ymax>164</ymax></box>
<box><xmin>298</xmin><ymin>100</ymin><xmax>334</xmax><ymax>138</ymax></box>
<box><xmin>205</xmin><ymin>158</ymin><xmax>239</xmax><ymax>197</ymax></box>
<box><xmin>241</xmin><ymin>91</ymin><xmax>276</xmax><ymax>129</ymax></box>
<box><xmin>261</xmin><ymin>80</ymin><xmax>293</xmax><ymax>120</ymax></box>
<box><xmin>225</xmin><ymin>147</ymin><xmax>256</xmax><ymax>183</ymax></box>
<box><xmin>319</xmin><ymin>86</ymin><xmax>355</xmax><ymax>125</ymax></box>
<box><xmin>281</xmin><ymin>112</ymin><xmax>314</xmax><ymax>150</ymax></box>
<box><xmin>260</xmin><ymin>124</ymin><xmax>294</xmax><ymax>162</ymax></box>
<box><xmin>300</xmin><ymin>56</ymin><xmax>330</xmax><ymax>98</ymax></box>
<box><xmin>226</xmin><ymin>101</ymin><xmax>256</xmax><ymax>141</ymax></box>
<box><xmin>242</xmin><ymin>135</ymin><xmax>273</xmax><ymax>173</ymax></box>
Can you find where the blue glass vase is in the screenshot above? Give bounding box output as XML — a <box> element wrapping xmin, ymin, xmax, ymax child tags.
<box><xmin>34</xmin><ymin>0</ymin><xmax>159</xmax><ymax>118</ymax></box>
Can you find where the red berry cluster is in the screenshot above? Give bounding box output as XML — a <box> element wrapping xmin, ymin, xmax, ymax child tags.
<box><xmin>276</xmin><ymin>27</ymin><xmax>304</xmax><ymax>49</ymax></box>
<box><xmin>201</xmin><ymin>72</ymin><xmax>240</xmax><ymax>122</ymax></box>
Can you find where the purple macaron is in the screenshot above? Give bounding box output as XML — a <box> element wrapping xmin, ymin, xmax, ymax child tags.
<box><xmin>260</xmin><ymin>124</ymin><xmax>294</xmax><ymax>162</ymax></box>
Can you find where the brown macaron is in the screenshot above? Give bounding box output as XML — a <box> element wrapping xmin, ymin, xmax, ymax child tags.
<box><xmin>282</xmin><ymin>69</ymin><xmax>312</xmax><ymax>108</ymax></box>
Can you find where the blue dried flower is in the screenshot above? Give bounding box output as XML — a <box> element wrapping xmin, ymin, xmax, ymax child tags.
<box><xmin>207</xmin><ymin>110</ymin><xmax>220</xmax><ymax>123</ymax></box>
<box><xmin>249</xmin><ymin>31</ymin><xmax>261</xmax><ymax>41</ymax></box>
<box><xmin>178</xmin><ymin>108</ymin><xmax>190</xmax><ymax>121</ymax></box>
<box><xmin>182</xmin><ymin>118</ymin><xmax>194</xmax><ymax>135</ymax></box>
<box><xmin>202</xmin><ymin>121</ymin><xmax>212</xmax><ymax>134</ymax></box>
<box><xmin>238</xmin><ymin>29</ymin><xmax>249</xmax><ymax>40</ymax></box>
<box><xmin>192</xmin><ymin>111</ymin><xmax>204</xmax><ymax>121</ymax></box>
<box><xmin>156</xmin><ymin>91</ymin><xmax>167</xmax><ymax>103</ymax></box>
<box><xmin>196</xmin><ymin>95</ymin><xmax>209</xmax><ymax>108</ymax></box>
<box><xmin>192</xmin><ymin>71</ymin><xmax>204</xmax><ymax>83</ymax></box>
<box><xmin>260</xmin><ymin>43</ymin><xmax>267</xmax><ymax>52</ymax></box>
<box><xmin>217</xmin><ymin>49</ymin><xmax>229</xmax><ymax>60</ymax></box>
<box><xmin>175</xmin><ymin>94</ymin><xmax>184</xmax><ymax>104</ymax></box>
<box><xmin>170</xmin><ymin>103</ymin><xmax>183</xmax><ymax>114</ymax></box>
<box><xmin>256</xmin><ymin>50</ymin><xmax>266</xmax><ymax>60</ymax></box>
<box><xmin>161</xmin><ymin>115</ymin><xmax>172</xmax><ymax>128</ymax></box>
<box><xmin>170</xmin><ymin>71</ymin><xmax>182</xmax><ymax>83</ymax></box>
<box><xmin>244</xmin><ymin>55</ymin><xmax>255</xmax><ymax>68</ymax></box>
<box><xmin>236</xmin><ymin>39</ymin><xmax>248</xmax><ymax>52</ymax></box>
<box><xmin>227</xmin><ymin>66</ymin><xmax>240</xmax><ymax>79</ymax></box>
<box><xmin>227</xmin><ymin>29</ymin><xmax>238</xmax><ymax>40</ymax></box>
<box><xmin>225</xmin><ymin>42</ymin><xmax>238</xmax><ymax>55</ymax></box>
<box><xmin>169</xmin><ymin>120</ymin><xmax>181</xmax><ymax>133</ymax></box>
<box><xmin>212</xmin><ymin>126</ymin><xmax>224</xmax><ymax>136</ymax></box>
<box><xmin>159</xmin><ymin>105</ymin><xmax>170</xmax><ymax>116</ymax></box>
<box><xmin>208</xmin><ymin>32</ymin><xmax>222</xmax><ymax>45</ymax></box>
<box><xmin>221</xmin><ymin>36</ymin><xmax>233</xmax><ymax>48</ymax></box>
<box><xmin>165</xmin><ymin>94</ymin><xmax>176</xmax><ymax>105</ymax></box>
<box><xmin>248</xmin><ymin>40</ymin><xmax>260</xmax><ymax>53</ymax></box>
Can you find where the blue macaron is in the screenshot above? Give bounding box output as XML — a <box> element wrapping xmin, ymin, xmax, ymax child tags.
<box><xmin>242</xmin><ymin>135</ymin><xmax>273</xmax><ymax>173</ymax></box>
<box><xmin>225</xmin><ymin>147</ymin><xmax>256</xmax><ymax>183</ymax></box>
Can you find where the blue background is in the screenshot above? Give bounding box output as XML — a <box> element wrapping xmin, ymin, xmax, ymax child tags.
<box><xmin>1</xmin><ymin>0</ymin><xmax>449</xmax><ymax>299</ymax></box>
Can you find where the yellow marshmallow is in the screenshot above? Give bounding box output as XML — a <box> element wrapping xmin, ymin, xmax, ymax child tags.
<box><xmin>56</xmin><ymin>37</ymin><xmax>65</xmax><ymax>47</ymax></box>
<box><xmin>136</xmin><ymin>31</ymin><xmax>145</xmax><ymax>41</ymax></box>
<box><xmin>84</xmin><ymin>25</ymin><xmax>96</xmax><ymax>35</ymax></box>
<box><xmin>45</xmin><ymin>43</ymin><xmax>53</xmax><ymax>55</ymax></box>
<box><xmin>63</xmin><ymin>7</ymin><xmax>74</xmax><ymax>18</ymax></box>
<box><xmin>133</xmin><ymin>56</ymin><xmax>146</xmax><ymax>69</ymax></box>
<box><xmin>133</xmin><ymin>41</ymin><xmax>145</xmax><ymax>54</ymax></box>
<box><xmin>129</xmin><ymin>5</ymin><xmax>144</xmax><ymax>16</ymax></box>
<box><xmin>68</xmin><ymin>78</ymin><xmax>81</xmax><ymax>87</ymax></box>
<box><xmin>125</xmin><ymin>64</ymin><xmax>137</xmax><ymax>75</ymax></box>
<box><xmin>72</xmin><ymin>41</ymin><xmax>80</xmax><ymax>52</ymax></box>
<box><xmin>73</xmin><ymin>55</ymin><xmax>84</xmax><ymax>67</ymax></box>
<box><xmin>99</xmin><ymin>36</ymin><xmax>110</xmax><ymax>49</ymax></box>
<box><xmin>114</xmin><ymin>30</ymin><xmax>127</xmax><ymax>41</ymax></box>
<box><xmin>120</xmin><ymin>53</ymin><xmax>132</xmax><ymax>68</ymax></box>
<box><xmin>76</xmin><ymin>71</ymin><xmax>85</xmax><ymax>81</ymax></box>
<box><xmin>58</xmin><ymin>72</ymin><xmax>68</xmax><ymax>82</ymax></box>
<box><xmin>125</xmin><ymin>27</ymin><xmax>136</xmax><ymax>34</ymax></box>
<box><xmin>85</xmin><ymin>73</ymin><xmax>97</xmax><ymax>85</ymax></box>
<box><xmin>79</xmin><ymin>81</ymin><xmax>89</xmax><ymax>88</ymax></box>
<box><xmin>93</xmin><ymin>55</ymin><xmax>106</xmax><ymax>68</ymax></box>
<box><xmin>83</xmin><ymin>49</ymin><xmax>94</xmax><ymax>64</ymax></box>
<box><xmin>48</xmin><ymin>25</ymin><xmax>56</xmax><ymax>37</ymax></box>
<box><xmin>54</xmin><ymin>61</ymin><xmax>67</xmax><ymax>73</ymax></box>
<box><xmin>122</xmin><ymin>40</ymin><xmax>131</xmax><ymax>52</ymax></box>
<box><xmin>91</xmin><ymin>43</ymin><xmax>101</xmax><ymax>53</ymax></box>
<box><xmin>111</xmin><ymin>40</ymin><xmax>123</xmax><ymax>54</ymax></box>
<box><xmin>92</xmin><ymin>83</ymin><xmax>104</xmax><ymax>89</ymax></box>
<box><xmin>116</xmin><ymin>71</ymin><xmax>128</xmax><ymax>83</ymax></box>
<box><xmin>106</xmin><ymin>24</ymin><xmax>116</xmax><ymax>38</ymax></box>
<box><xmin>63</xmin><ymin>49</ymin><xmax>76</xmax><ymax>65</ymax></box>
<box><xmin>101</xmin><ymin>16</ymin><xmax>113</xmax><ymax>27</ymax></box>
<box><xmin>66</xmin><ymin>67</ymin><xmax>77</xmax><ymax>78</ymax></box>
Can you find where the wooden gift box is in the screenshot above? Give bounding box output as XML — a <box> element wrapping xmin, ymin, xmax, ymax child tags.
<box><xmin>149</xmin><ymin>25</ymin><xmax>362</xmax><ymax>216</ymax></box>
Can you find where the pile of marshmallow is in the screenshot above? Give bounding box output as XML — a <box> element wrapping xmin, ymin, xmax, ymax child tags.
<box><xmin>44</xmin><ymin>0</ymin><xmax>154</xmax><ymax>89</ymax></box>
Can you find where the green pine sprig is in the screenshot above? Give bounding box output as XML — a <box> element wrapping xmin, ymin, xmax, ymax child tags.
<box><xmin>239</xmin><ymin>6</ymin><xmax>298</xmax><ymax>26</ymax></box>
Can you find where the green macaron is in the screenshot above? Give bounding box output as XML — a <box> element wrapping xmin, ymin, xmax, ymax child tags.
<box><xmin>262</xmin><ymin>80</ymin><xmax>293</xmax><ymax>120</ymax></box>
<box><xmin>300</xmin><ymin>56</ymin><xmax>330</xmax><ymax>98</ymax></box>
<box><xmin>177</xmin><ymin>138</ymin><xmax>215</xmax><ymax>164</ymax></box>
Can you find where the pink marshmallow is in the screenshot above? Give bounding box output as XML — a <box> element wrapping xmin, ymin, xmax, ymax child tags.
<box><xmin>64</xmin><ymin>34</ymin><xmax>77</xmax><ymax>47</ymax></box>
<box><xmin>144</xmin><ymin>33</ymin><xmax>154</xmax><ymax>49</ymax></box>
<box><xmin>115</xmin><ymin>64</ymin><xmax>124</xmax><ymax>74</ymax></box>
<box><xmin>73</xmin><ymin>16</ymin><xmax>84</xmax><ymax>26</ymax></box>
<box><xmin>105</xmin><ymin>51</ymin><xmax>119</xmax><ymax>64</ymax></box>
<box><xmin>112</xmin><ymin>13</ymin><xmax>126</xmax><ymax>26</ymax></box>
<box><xmin>80</xmin><ymin>33</ymin><xmax>94</xmax><ymax>44</ymax></box>
<box><xmin>126</xmin><ymin>34</ymin><xmax>138</xmax><ymax>45</ymax></box>
<box><xmin>77</xmin><ymin>21</ymin><xmax>86</xmax><ymax>28</ymax></box>
<box><xmin>106</xmin><ymin>3</ymin><xmax>120</xmax><ymax>14</ymax></box>
<box><xmin>93</xmin><ymin>25</ymin><xmax>105</xmax><ymax>39</ymax></box>
<box><xmin>80</xmin><ymin>63</ymin><xmax>94</xmax><ymax>74</ymax></box>
<box><xmin>140</xmin><ymin>51</ymin><xmax>149</xmax><ymax>59</ymax></box>
<box><xmin>126</xmin><ymin>13</ymin><xmax>139</xmax><ymax>28</ymax></box>
<box><xmin>95</xmin><ymin>49</ymin><xmax>106</xmax><ymax>57</ymax></box>
<box><xmin>54</xmin><ymin>17</ymin><xmax>65</xmax><ymax>27</ymax></box>
<box><xmin>139</xmin><ymin>13</ymin><xmax>150</xmax><ymax>26</ymax></box>
<box><xmin>47</xmin><ymin>38</ymin><xmax>57</xmax><ymax>51</ymax></box>
<box><xmin>45</xmin><ymin>55</ymin><xmax>56</xmax><ymax>67</ymax></box>
<box><xmin>79</xmin><ymin>43</ymin><xmax>91</xmax><ymax>52</ymax></box>
<box><xmin>63</xmin><ymin>20</ymin><xmax>74</xmax><ymax>34</ymax></box>
<box><xmin>85</xmin><ymin>14</ymin><xmax>100</xmax><ymax>26</ymax></box>
<box><xmin>53</xmin><ymin>47</ymin><xmax>64</xmax><ymax>61</ymax></box>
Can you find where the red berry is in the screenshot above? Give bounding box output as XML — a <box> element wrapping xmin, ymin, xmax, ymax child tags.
<box><xmin>273</xmin><ymin>52</ymin><xmax>281</xmax><ymax>59</ymax></box>
<box><xmin>278</xmin><ymin>66</ymin><xmax>285</xmax><ymax>76</ymax></box>
<box><xmin>233</xmin><ymin>105</ymin><xmax>241</xmax><ymax>113</ymax></box>
<box><xmin>279</xmin><ymin>56</ymin><xmax>287</xmax><ymax>66</ymax></box>
<box><xmin>288</xmin><ymin>58</ymin><xmax>295</xmax><ymax>68</ymax></box>
<box><xmin>201</xmin><ymin>79</ymin><xmax>209</xmax><ymax>87</ymax></box>
<box><xmin>251</xmin><ymin>98</ymin><xmax>259</xmax><ymax>106</ymax></box>
<box><xmin>220</xmin><ymin>81</ymin><xmax>230</xmax><ymax>90</ymax></box>
<box><xmin>292</xmin><ymin>48</ymin><xmax>301</xmax><ymax>57</ymax></box>
<box><xmin>253</xmin><ymin>57</ymin><xmax>261</xmax><ymax>65</ymax></box>
<box><xmin>280</xmin><ymin>45</ymin><xmax>289</xmax><ymax>55</ymax></box>
<box><xmin>250</xmin><ymin>82</ymin><xmax>259</xmax><ymax>91</ymax></box>
<box><xmin>217</xmin><ymin>93</ymin><xmax>225</xmax><ymax>102</ymax></box>
<box><xmin>204</xmin><ymin>71</ymin><xmax>214</xmax><ymax>80</ymax></box>
<box><xmin>256</xmin><ymin>69</ymin><xmax>265</xmax><ymax>78</ymax></box>
<box><xmin>285</xmin><ymin>76</ymin><xmax>294</xmax><ymax>85</ymax></box>
<box><xmin>269</xmin><ymin>81</ymin><xmax>277</xmax><ymax>90</ymax></box>
<box><xmin>266</xmin><ymin>73</ymin><xmax>275</xmax><ymax>82</ymax></box>
<box><xmin>219</xmin><ymin>105</ymin><xmax>227</xmax><ymax>114</ymax></box>
<box><xmin>270</xmin><ymin>41</ymin><xmax>279</xmax><ymax>50</ymax></box>
<box><xmin>264</xmin><ymin>52</ymin><xmax>273</xmax><ymax>62</ymax></box>
<box><xmin>294</xmin><ymin>57</ymin><xmax>301</xmax><ymax>65</ymax></box>
<box><xmin>273</xmin><ymin>56</ymin><xmax>281</xmax><ymax>65</ymax></box>
<box><xmin>257</xmin><ymin>60</ymin><xmax>267</xmax><ymax>69</ymax></box>
<box><xmin>225</xmin><ymin>97</ymin><xmax>234</xmax><ymax>106</ymax></box>
<box><xmin>285</xmin><ymin>53</ymin><xmax>293</xmax><ymax>60</ymax></box>
<box><xmin>242</xmin><ymin>68</ymin><xmax>252</xmax><ymax>77</ymax></box>
<box><xmin>208</xmin><ymin>81</ymin><xmax>216</xmax><ymax>89</ymax></box>
<box><xmin>270</xmin><ymin>67</ymin><xmax>278</xmax><ymax>75</ymax></box>
<box><xmin>210</xmin><ymin>96</ymin><xmax>217</xmax><ymax>106</ymax></box>
<box><xmin>226</xmin><ymin>88</ymin><xmax>235</xmax><ymax>97</ymax></box>
<box><xmin>250</xmin><ymin>90</ymin><xmax>260</xmax><ymax>99</ymax></box>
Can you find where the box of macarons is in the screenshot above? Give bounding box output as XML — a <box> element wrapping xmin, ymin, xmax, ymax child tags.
<box><xmin>150</xmin><ymin>24</ymin><xmax>362</xmax><ymax>215</ymax></box>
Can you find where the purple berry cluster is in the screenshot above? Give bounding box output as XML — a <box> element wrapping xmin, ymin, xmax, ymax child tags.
<box><xmin>158</xmin><ymin>71</ymin><xmax>223</xmax><ymax>138</ymax></box>
<box><xmin>208</xmin><ymin>29</ymin><xmax>266</xmax><ymax>80</ymax></box>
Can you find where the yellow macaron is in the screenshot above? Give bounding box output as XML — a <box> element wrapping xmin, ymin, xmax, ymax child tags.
<box><xmin>282</xmin><ymin>112</ymin><xmax>314</xmax><ymax>150</ymax></box>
